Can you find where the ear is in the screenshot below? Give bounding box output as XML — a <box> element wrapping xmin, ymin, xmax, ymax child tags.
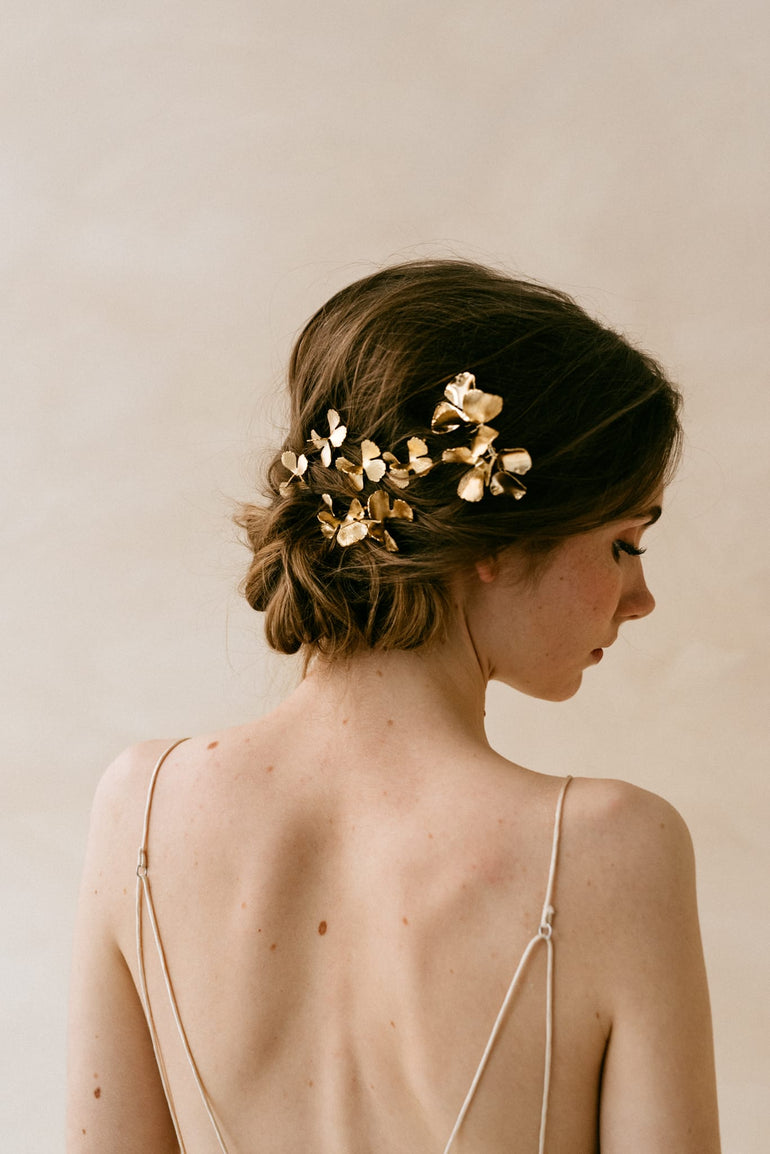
<box><xmin>474</xmin><ymin>557</ymin><xmax>499</xmax><ymax>584</ymax></box>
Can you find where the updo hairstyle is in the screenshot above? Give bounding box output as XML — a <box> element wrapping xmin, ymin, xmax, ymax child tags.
<box><xmin>236</xmin><ymin>260</ymin><xmax>682</xmax><ymax>659</ymax></box>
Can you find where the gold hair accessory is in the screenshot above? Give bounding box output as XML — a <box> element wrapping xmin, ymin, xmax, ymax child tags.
<box><xmin>318</xmin><ymin>491</ymin><xmax>413</xmax><ymax>552</ymax></box>
<box><xmin>382</xmin><ymin>436</ymin><xmax>435</xmax><ymax>488</ymax></box>
<box><xmin>431</xmin><ymin>373</ymin><xmax>531</xmax><ymax>502</ymax></box>
<box><xmin>278</xmin><ymin>450</ymin><xmax>308</xmax><ymax>496</ymax></box>
<box><xmin>430</xmin><ymin>370</ymin><xmax>504</xmax><ymax>430</ymax></box>
<box><xmin>335</xmin><ymin>439</ymin><xmax>387</xmax><ymax>489</ymax></box>
<box><xmin>280</xmin><ymin>371</ymin><xmax>531</xmax><ymax>551</ymax></box>
<box><xmin>310</xmin><ymin>409</ymin><xmax>347</xmax><ymax>467</ymax></box>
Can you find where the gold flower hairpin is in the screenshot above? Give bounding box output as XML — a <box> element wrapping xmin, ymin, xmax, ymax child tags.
<box><xmin>431</xmin><ymin>374</ymin><xmax>531</xmax><ymax>502</ymax></box>
<box><xmin>278</xmin><ymin>450</ymin><xmax>308</xmax><ymax>497</ymax></box>
<box><xmin>382</xmin><ymin>436</ymin><xmax>435</xmax><ymax>488</ymax></box>
<box><xmin>309</xmin><ymin>409</ymin><xmax>347</xmax><ymax>467</ymax></box>
<box><xmin>318</xmin><ymin>490</ymin><xmax>413</xmax><ymax>553</ymax></box>
<box><xmin>279</xmin><ymin>371</ymin><xmax>532</xmax><ymax>551</ymax></box>
<box><xmin>430</xmin><ymin>370</ymin><xmax>504</xmax><ymax>431</ymax></box>
<box><xmin>335</xmin><ymin>439</ymin><xmax>387</xmax><ymax>490</ymax></box>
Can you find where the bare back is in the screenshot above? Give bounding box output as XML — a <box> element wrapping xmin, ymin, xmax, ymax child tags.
<box><xmin>68</xmin><ymin>695</ymin><xmax>719</xmax><ymax>1153</ymax></box>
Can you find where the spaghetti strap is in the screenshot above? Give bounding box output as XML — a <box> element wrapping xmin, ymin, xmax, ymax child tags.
<box><xmin>442</xmin><ymin>775</ymin><xmax>573</xmax><ymax>1154</ymax></box>
<box><xmin>135</xmin><ymin>738</ymin><xmax>232</xmax><ymax>1154</ymax></box>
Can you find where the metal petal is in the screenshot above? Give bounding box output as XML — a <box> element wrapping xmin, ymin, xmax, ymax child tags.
<box><xmin>431</xmin><ymin>400</ymin><xmax>466</xmax><ymax>432</ymax></box>
<box><xmin>390</xmin><ymin>499</ymin><xmax>413</xmax><ymax>521</ymax></box>
<box><xmin>457</xmin><ymin>465</ymin><xmax>489</xmax><ymax>502</ymax></box>
<box><xmin>497</xmin><ymin>448</ymin><xmax>532</xmax><ymax>475</ymax></box>
<box><xmin>364</xmin><ymin>458</ymin><xmax>387</xmax><ymax>483</ymax></box>
<box><xmin>489</xmin><ymin>471</ymin><xmax>527</xmax><ymax>498</ymax></box>
<box><xmin>442</xmin><ymin>446</ymin><xmax>475</xmax><ymax>464</ymax></box>
<box><xmin>411</xmin><ymin>457</ymin><xmax>434</xmax><ymax>476</ymax></box>
<box><xmin>337</xmin><ymin>521</ymin><xmax>369</xmax><ymax>546</ymax></box>
<box><xmin>367</xmin><ymin>489</ymin><xmax>390</xmax><ymax>521</ymax></box>
<box><xmin>463</xmin><ymin>390</ymin><xmax>503</xmax><ymax>424</ymax></box>
<box><xmin>318</xmin><ymin>512</ymin><xmax>338</xmax><ymax>538</ymax></box>
<box><xmin>335</xmin><ymin>457</ymin><xmax>364</xmax><ymax>490</ymax></box>
<box><xmin>360</xmin><ymin>440</ymin><xmax>386</xmax><ymax>482</ymax></box>
<box><xmin>469</xmin><ymin>425</ymin><xmax>499</xmax><ymax>454</ymax></box>
<box><xmin>444</xmin><ymin>372</ymin><xmax>476</xmax><ymax>409</ymax></box>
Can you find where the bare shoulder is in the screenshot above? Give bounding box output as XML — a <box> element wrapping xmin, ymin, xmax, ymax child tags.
<box><xmin>93</xmin><ymin>737</ymin><xmax>180</xmax><ymax>805</ymax></box>
<box><xmin>559</xmin><ymin>776</ymin><xmax>698</xmax><ymax>941</ymax></box>
<box><xmin>88</xmin><ymin>739</ymin><xmax>181</xmax><ymax>846</ymax></box>
<box><xmin>564</xmin><ymin>775</ymin><xmax>694</xmax><ymax>871</ymax></box>
<box><xmin>81</xmin><ymin>740</ymin><xmax>183</xmax><ymax>923</ymax></box>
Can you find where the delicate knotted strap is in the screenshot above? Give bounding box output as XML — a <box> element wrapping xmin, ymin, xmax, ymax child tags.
<box><xmin>442</xmin><ymin>776</ymin><xmax>572</xmax><ymax>1154</ymax></box>
<box><xmin>135</xmin><ymin>738</ymin><xmax>231</xmax><ymax>1154</ymax></box>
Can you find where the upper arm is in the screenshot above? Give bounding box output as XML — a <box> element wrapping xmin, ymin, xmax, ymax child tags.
<box><xmin>592</xmin><ymin>783</ymin><xmax>720</xmax><ymax>1153</ymax></box>
<box><xmin>66</xmin><ymin>745</ymin><xmax>180</xmax><ymax>1153</ymax></box>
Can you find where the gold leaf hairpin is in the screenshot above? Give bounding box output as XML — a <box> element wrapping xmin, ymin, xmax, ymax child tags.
<box><xmin>365</xmin><ymin>490</ymin><xmax>413</xmax><ymax>551</ymax></box>
<box><xmin>318</xmin><ymin>493</ymin><xmax>369</xmax><ymax>546</ymax></box>
<box><xmin>310</xmin><ymin>409</ymin><xmax>347</xmax><ymax>467</ymax></box>
<box><xmin>278</xmin><ymin>450</ymin><xmax>308</xmax><ymax>496</ymax></box>
<box><xmin>299</xmin><ymin>370</ymin><xmax>531</xmax><ymax>550</ymax></box>
<box><xmin>489</xmin><ymin>449</ymin><xmax>532</xmax><ymax>498</ymax></box>
<box><xmin>335</xmin><ymin>439</ymin><xmax>386</xmax><ymax>490</ymax></box>
<box><xmin>382</xmin><ymin>436</ymin><xmax>435</xmax><ymax>489</ymax></box>
<box><xmin>317</xmin><ymin>491</ymin><xmax>413</xmax><ymax>552</ymax></box>
<box><xmin>432</xmin><ymin>373</ymin><xmax>531</xmax><ymax>502</ymax></box>
<box><xmin>431</xmin><ymin>371</ymin><xmax>504</xmax><ymax>432</ymax></box>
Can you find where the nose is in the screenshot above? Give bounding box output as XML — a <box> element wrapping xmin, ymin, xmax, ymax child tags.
<box><xmin>620</xmin><ymin>566</ymin><xmax>656</xmax><ymax>621</ymax></box>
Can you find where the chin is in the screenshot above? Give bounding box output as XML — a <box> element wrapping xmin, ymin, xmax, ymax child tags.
<box><xmin>496</xmin><ymin>671</ymin><xmax>583</xmax><ymax>702</ymax></box>
<box><xmin>540</xmin><ymin>677</ymin><xmax>583</xmax><ymax>703</ymax></box>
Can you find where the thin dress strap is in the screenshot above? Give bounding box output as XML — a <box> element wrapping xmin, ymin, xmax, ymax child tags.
<box><xmin>442</xmin><ymin>775</ymin><xmax>573</xmax><ymax>1154</ymax></box>
<box><xmin>135</xmin><ymin>738</ymin><xmax>231</xmax><ymax>1154</ymax></box>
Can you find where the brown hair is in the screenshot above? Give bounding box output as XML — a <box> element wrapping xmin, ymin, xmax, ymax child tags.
<box><xmin>236</xmin><ymin>260</ymin><xmax>682</xmax><ymax>658</ymax></box>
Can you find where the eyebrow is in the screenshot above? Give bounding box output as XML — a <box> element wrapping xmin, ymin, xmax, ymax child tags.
<box><xmin>642</xmin><ymin>504</ymin><xmax>663</xmax><ymax>526</ymax></box>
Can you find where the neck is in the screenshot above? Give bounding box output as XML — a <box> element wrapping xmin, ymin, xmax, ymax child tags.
<box><xmin>278</xmin><ymin>615</ymin><xmax>493</xmax><ymax>765</ymax></box>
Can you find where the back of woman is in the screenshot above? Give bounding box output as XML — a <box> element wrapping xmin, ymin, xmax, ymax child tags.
<box><xmin>67</xmin><ymin>260</ymin><xmax>720</xmax><ymax>1153</ymax></box>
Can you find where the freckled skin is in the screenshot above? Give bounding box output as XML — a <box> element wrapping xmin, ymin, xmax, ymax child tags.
<box><xmin>207</xmin><ymin>741</ymin><xmax>219</xmax><ymax>750</ymax></box>
<box><xmin>318</xmin><ymin>921</ymin><xmax>327</xmax><ymax>935</ymax></box>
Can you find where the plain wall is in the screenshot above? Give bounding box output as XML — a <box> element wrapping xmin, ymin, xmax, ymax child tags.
<box><xmin>1</xmin><ymin>2</ymin><xmax>768</xmax><ymax>1149</ymax></box>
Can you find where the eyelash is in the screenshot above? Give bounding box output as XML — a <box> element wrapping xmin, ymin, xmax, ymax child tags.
<box><xmin>613</xmin><ymin>540</ymin><xmax>647</xmax><ymax>560</ymax></box>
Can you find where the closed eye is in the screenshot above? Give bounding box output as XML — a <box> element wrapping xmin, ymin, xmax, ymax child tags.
<box><xmin>613</xmin><ymin>539</ymin><xmax>646</xmax><ymax>559</ymax></box>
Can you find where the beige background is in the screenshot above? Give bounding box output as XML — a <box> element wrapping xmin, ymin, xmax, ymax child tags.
<box><xmin>1</xmin><ymin>2</ymin><xmax>768</xmax><ymax>1149</ymax></box>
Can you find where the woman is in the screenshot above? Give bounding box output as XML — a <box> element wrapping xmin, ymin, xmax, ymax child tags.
<box><xmin>67</xmin><ymin>260</ymin><xmax>721</xmax><ymax>1152</ymax></box>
